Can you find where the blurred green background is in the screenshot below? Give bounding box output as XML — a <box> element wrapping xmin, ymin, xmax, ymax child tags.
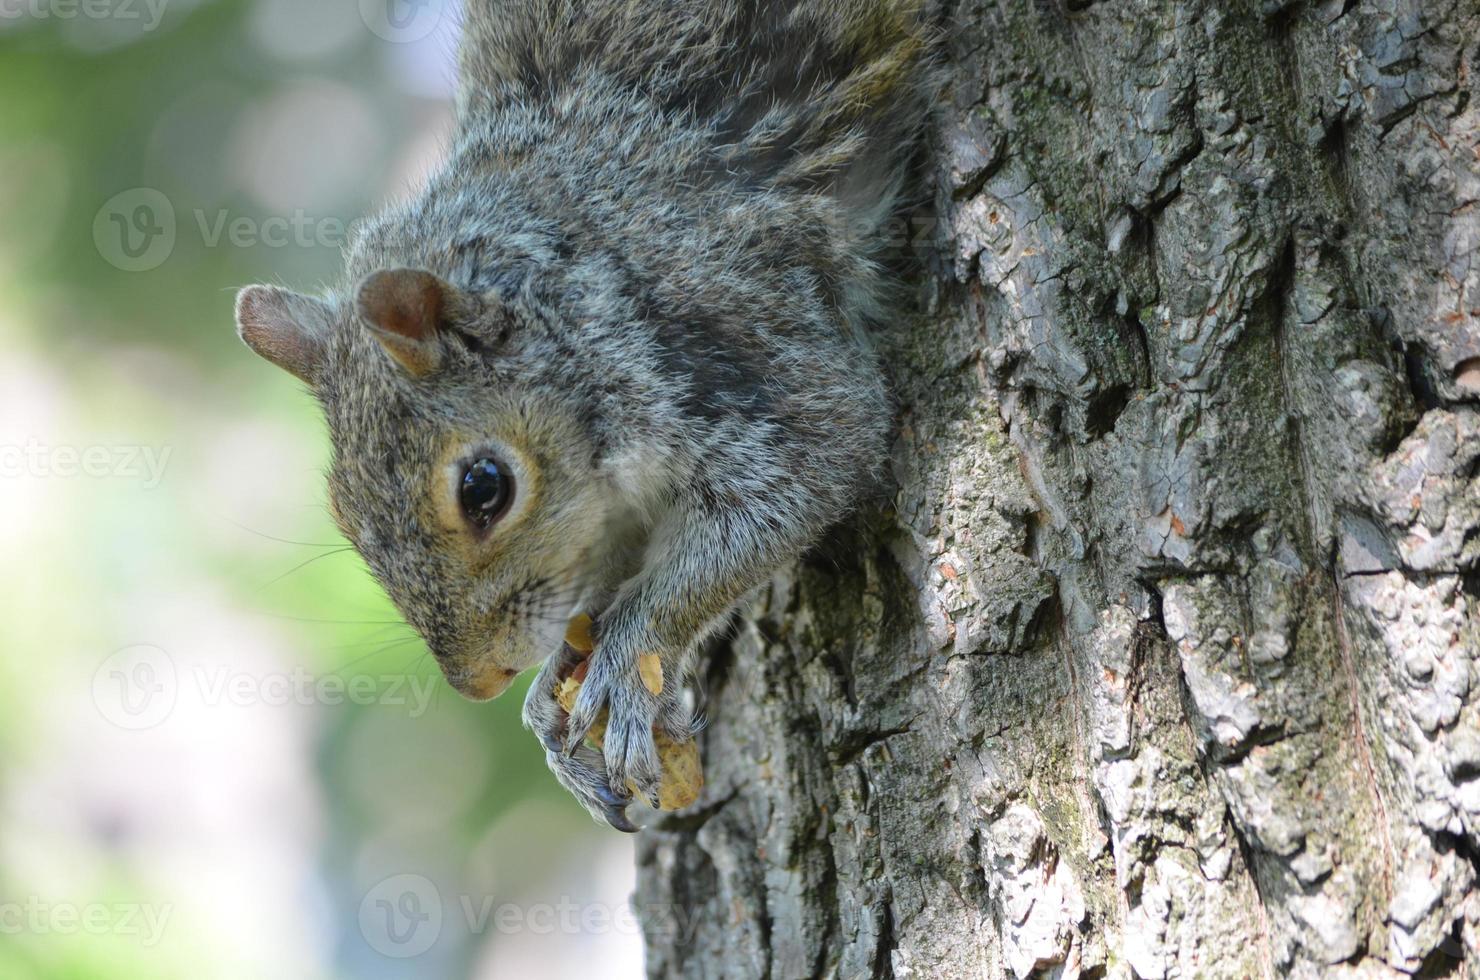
<box><xmin>0</xmin><ymin>1</ymin><xmax>642</xmax><ymax>977</ymax></box>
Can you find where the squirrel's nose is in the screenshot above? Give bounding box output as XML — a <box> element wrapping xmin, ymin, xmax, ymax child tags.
<box><xmin>446</xmin><ymin>664</ymin><xmax>518</xmax><ymax>702</ymax></box>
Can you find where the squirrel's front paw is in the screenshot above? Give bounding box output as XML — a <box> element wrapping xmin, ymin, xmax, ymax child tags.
<box><xmin>527</xmin><ymin>619</ymin><xmax>703</xmax><ymax>828</ymax></box>
<box><xmin>523</xmin><ymin>652</ymin><xmax>639</xmax><ymax>832</ymax></box>
<box><xmin>563</xmin><ymin>650</ymin><xmax>670</xmax><ymax>805</ymax></box>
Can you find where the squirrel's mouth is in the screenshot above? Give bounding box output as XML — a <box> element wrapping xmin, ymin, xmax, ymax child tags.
<box><xmin>445</xmin><ymin>664</ymin><xmax>519</xmax><ymax>702</ymax></box>
<box><xmin>437</xmin><ymin>579</ymin><xmax>615</xmax><ymax>702</ymax></box>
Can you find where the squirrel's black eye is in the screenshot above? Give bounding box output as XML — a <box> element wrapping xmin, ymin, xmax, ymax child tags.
<box><xmin>460</xmin><ymin>458</ymin><xmax>512</xmax><ymax>530</ymax></box>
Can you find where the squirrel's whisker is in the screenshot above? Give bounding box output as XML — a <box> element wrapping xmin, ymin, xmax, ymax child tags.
<box><xmin>251</xmin><ymin>548</ymin><xmax>358</xmax><ymax>593</ymax></box>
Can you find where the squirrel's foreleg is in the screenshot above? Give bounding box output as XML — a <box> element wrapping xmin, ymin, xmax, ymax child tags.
<box><xmin>559</xmin><ymin>491</ymin><xmax>822</xmax><ymax>806</ymax></box>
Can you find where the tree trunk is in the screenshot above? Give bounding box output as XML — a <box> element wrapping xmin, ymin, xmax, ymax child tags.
<box><xmin>635</xmin><ymin>1</ymin><xmax>1480</xmax><ymax>976</ymax></box>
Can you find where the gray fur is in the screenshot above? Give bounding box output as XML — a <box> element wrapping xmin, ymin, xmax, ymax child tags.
<box><xmin>234</xmin><ymin>0</ymin><xmax>933</xmax><ymax>828</ymax></box>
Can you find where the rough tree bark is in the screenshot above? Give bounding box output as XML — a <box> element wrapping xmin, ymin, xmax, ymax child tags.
<box><xmin>635</xmin><ymin>1</ymin><xmax>1480</xmax><ymax>977</ymax></box>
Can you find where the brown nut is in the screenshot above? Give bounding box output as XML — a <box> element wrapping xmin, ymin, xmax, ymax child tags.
<box><xmin>564</xmin><ymin>613</ymin><xmax>596</xmax><ymax>655</ymax></box>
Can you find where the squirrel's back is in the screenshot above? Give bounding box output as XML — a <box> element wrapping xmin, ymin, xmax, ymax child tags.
<box><xmin>341</xmin><ymin>0</ymin><xmax>935</xmax><ymax>487</ymax></box>
<box><xmin>332</xmin><ymin>0</ymin><xmax>937</xmax><ymax>497</ymax></box>
<box><xmin>456</xmin><ymin>0</ymin><xmax>932</xmax><ymax>242</ymax></box>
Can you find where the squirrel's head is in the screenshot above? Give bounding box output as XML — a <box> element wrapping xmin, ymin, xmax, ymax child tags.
<box><xmin>233</xmin><ymin>267</ymin><xmax>612</xmax><ymax>701</ymax></box>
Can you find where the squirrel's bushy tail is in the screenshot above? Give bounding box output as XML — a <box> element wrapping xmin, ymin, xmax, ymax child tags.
<box><xmin>459</xmin><ymin>0</ymin><xmax>934</xmax><ymax>211</ymax></box>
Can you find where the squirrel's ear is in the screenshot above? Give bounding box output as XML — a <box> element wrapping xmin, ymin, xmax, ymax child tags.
<box><xmin>235</xmin><ymin>285</ymin><xmax>332</xmax><ymax>386</ymax></box>
<box><xmin>355</xmin><ymin>268</ymin><xmax>457</xmax><ymax>378</ymax></box>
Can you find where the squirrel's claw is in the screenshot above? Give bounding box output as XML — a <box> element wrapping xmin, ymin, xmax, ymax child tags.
<box><xmin>599</xmin><ymin>795</ymin><xmax>641</xmax><ymax>834</ymax></box>
<box><xmin>559</xmin><ymin>724</ymin><xmax>589</xmax><ymax>758</ymax></box>
<box><xmin>591</xmin><ymin>781</ymin><xmax>629</xmax><ymax>810</ymax></box>
<box><xmin>560</xmin><ymin>686</ymin><xmax>602</xmax><ymax>757</ymax></box>
<box><xmin>604</xmin><ymin>809</ymin><xmax>640</xmax><ymax>834</ymax></box>
<box><xmin>541</xmin><ymin>746</ymin><xmax>640</xmax><ymax>832</ymax></box>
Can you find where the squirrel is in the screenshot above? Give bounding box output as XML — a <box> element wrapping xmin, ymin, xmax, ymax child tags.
<box><xmin>233</xmin><ymin>0</ymin><xmax>934</xmax><ymax>831</ymax></box>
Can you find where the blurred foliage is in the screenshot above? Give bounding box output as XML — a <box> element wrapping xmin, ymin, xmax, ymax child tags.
<box><xmin>0</xmin><ymin>3</ymin><xmax>636</xmax><ymax>978</ymax></box>
<box><xmin>2</xmin><ymin>0</ymin><xmax>421</xmax><ymax>354</ymax></box>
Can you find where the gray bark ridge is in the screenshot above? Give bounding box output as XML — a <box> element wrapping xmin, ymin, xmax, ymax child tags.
<box><xmin>637</xmin><ymin>2</ymin><xmax>1480</xmax><ymax>978</ymax></box>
